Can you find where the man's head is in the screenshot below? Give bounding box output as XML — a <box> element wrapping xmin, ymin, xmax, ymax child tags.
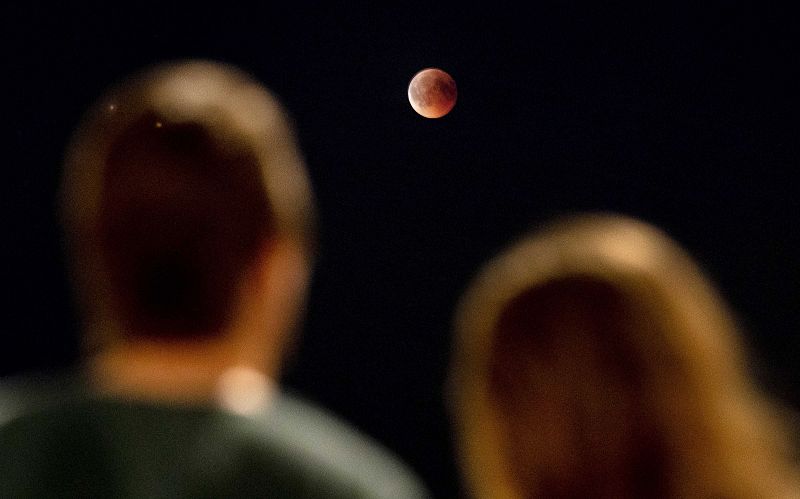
<box><xmin>60</xmin><ymin>60</ymin><xmax>316</xmax><ymax>374</ymax></box>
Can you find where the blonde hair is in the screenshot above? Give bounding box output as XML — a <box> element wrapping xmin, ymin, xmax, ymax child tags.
<box><xmin>449</xmin><ymin>212</ymin><xmax>799</xmax><ymax>498</ymax></box>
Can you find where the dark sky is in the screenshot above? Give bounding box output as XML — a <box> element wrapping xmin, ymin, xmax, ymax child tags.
<box><xmin>5</xmin><ymin>5</ymin><xmax>799</xmax><ymax>497</ymax></box>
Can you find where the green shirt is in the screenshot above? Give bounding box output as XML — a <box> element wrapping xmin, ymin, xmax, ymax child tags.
<box><xmin>0</xmin><ymin>375</ymin><xmax>430</xmax><ymax>499</ymax></box>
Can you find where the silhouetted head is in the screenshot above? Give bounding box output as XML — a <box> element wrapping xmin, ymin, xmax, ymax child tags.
<box><xmin>60</xmin><ymin>60</ymin><xmax>316</xmax><ymax>364</ymax></box>
<box><xmin>449</xmin><ymin>213</ymin><xmax>800</xmax><ymax>498</ymax></box>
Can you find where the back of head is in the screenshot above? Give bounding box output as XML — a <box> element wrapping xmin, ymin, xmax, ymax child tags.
<box><xmin>60</xmin><ymin>60</ymin><xmax>316</xmax><ymax>347</ymax></box>
<box><xmin>449</xmin><ymin>212</ymin><xmax>800</xmax><ymax>499</ymax></box>
<box><xmin>4</xmin><ymin>60</ymin><xmax>435</xmax><ymax>499</ymax></box>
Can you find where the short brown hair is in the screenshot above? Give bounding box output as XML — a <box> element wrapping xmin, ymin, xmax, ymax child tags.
<box><xmin>60</xmin><ymin>61</ymin><xmax>316</xmax><ymax>342</ymax></box>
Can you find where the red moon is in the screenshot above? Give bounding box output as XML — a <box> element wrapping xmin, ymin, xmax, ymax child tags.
<box><xmin>408</xmin><ymin>68</ymin><xmax>457</xmax><ymax>118</ymax></box>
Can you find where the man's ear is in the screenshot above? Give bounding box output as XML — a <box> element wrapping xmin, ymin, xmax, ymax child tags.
<box><xmin>256</xmin><ymin>235</ymin><xmax>311</xmax><ymax>302</ymax></box>
<box><xmin>245</xmin><ymin>235</ymin><xmax>311</xmax><ymax>375</ymax></box>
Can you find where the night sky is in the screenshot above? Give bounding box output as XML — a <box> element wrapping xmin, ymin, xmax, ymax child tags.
<box><xmin>5</xmin><ymin>5</ymin><xmax>799</xmax><ymax>498</ymax></box>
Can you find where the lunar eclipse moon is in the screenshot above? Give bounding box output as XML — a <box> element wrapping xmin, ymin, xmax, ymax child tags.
<box><xmin>408</xmin><ymin>68</ymin><xmax>457</xmax><ymax>118</ymax></box>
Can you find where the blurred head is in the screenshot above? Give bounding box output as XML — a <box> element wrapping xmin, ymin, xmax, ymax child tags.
<box><xmin>60</xmin><ymin>60</ymin><xmax>316</xmax><ymax>369</ymax></box>
<box><xmin>449</xmin><ymin>213</ymin><xmax>800</xmax><ymax>498</ymax></box>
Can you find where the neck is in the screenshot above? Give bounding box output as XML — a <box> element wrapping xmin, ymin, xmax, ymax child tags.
<box><xmin>87</xmin><ymin>336</ymin><xmax>275</xmax><ymax>411</ymax></box>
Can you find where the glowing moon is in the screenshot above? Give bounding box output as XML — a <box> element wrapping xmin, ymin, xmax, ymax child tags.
<box><xmin>408</xmin><ymin>68</ymin><xmax>457</xmax><ymax>118</ymax></box>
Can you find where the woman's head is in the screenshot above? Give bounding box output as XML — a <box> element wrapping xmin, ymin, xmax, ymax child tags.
<box><xmin>449</xmin><ymin>213</ymin><xmax>799</xmax><ymax>498</ymax></box>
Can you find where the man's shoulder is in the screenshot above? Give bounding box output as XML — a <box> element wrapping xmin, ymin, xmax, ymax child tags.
<box><xmin>0</xmin><ymin>370</ymin><xmax>82</xmax><ymax>426</ymax></box>
<box><xmin>231</xmin><ymin>391</ymin><xmax>431</xmax><ymax>499</ymax></box>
